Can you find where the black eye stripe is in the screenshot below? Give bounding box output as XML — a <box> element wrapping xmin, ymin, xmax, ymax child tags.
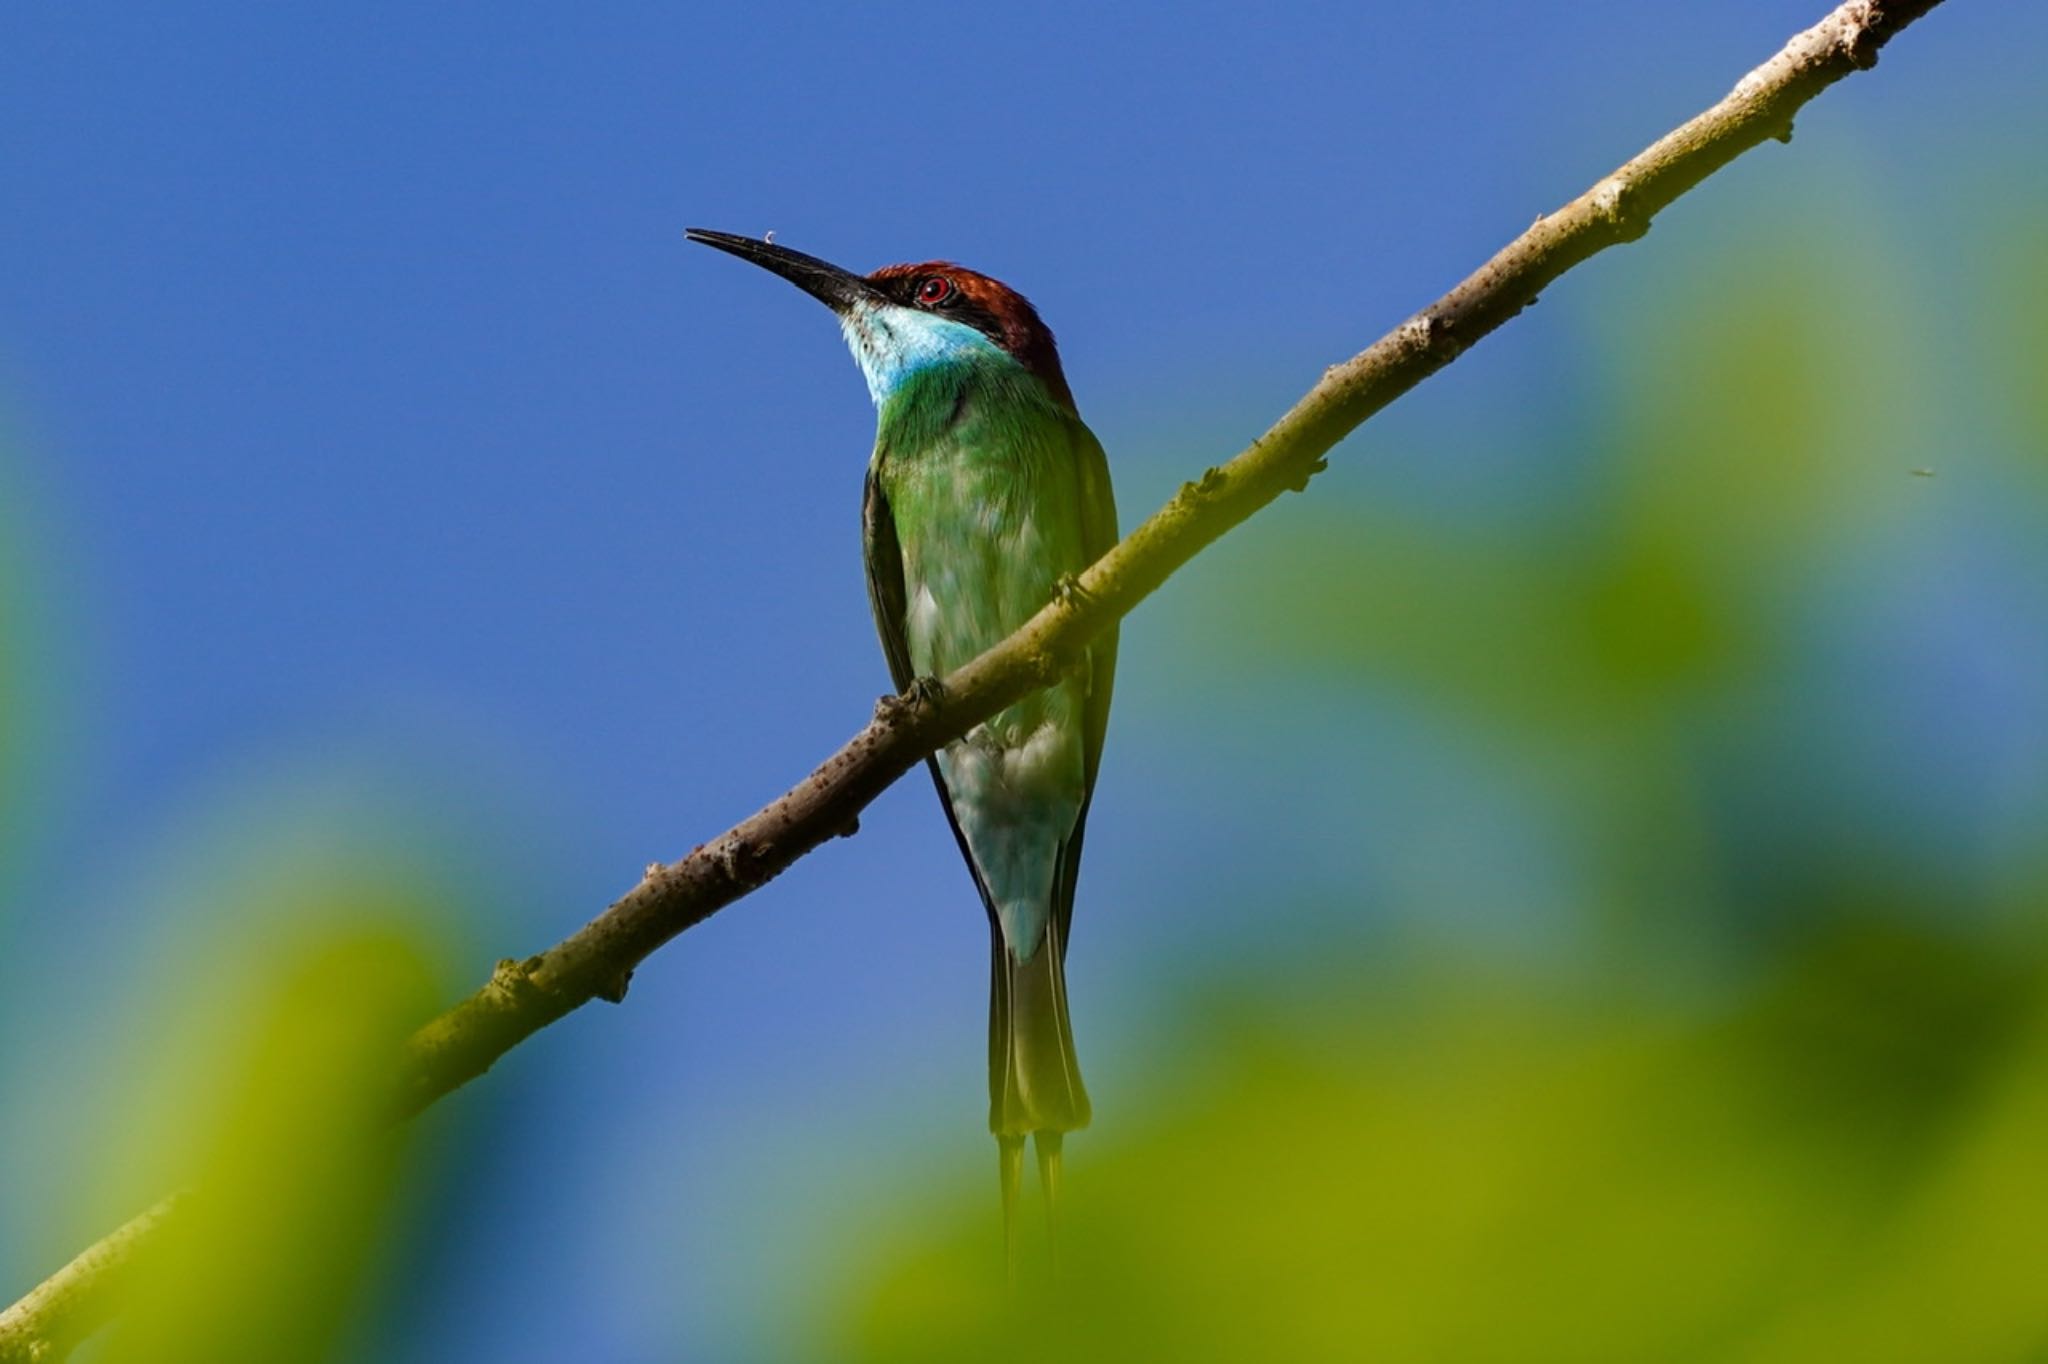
<box><xmin>882</xmin><ymin>275</ymin><xmax>1005</xmax><ymax>346</ymax></box>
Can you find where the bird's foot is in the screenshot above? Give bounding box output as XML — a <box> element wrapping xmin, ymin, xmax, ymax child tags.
<box><xmin>1053</xmin><ymin>573</ymin><xmax>1095</xmax><ymax>610</ymax></box>
<box><xmin>873</xmin><ymin>676</ymin><xmax>945</xmax><ymax>725</ymax></box>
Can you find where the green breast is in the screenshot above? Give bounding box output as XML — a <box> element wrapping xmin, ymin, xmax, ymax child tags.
<box><xmin>873</xmin><ymin>364</ymin><xmax>1095</xmax><ymax>951</ymax></box>
<box><xmin>876</xmin><ymin>374</ymin><xmax>1088</xmax><ymax>717</ymax></box>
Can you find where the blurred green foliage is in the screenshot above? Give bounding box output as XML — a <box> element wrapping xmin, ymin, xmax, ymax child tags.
<box><xmin>93</xmin><ymin>917</ymin><xmax>440</xmax><ymax>1364</ymax></box>
<box><xmin>7</xmin><ymin>832</ymin><xmax>462</xmax><ymax>1364</ymax></box>
<box><xmin>829</xmin><ymin>927</ymin><xmax>2048</xmax><ymax>1363</ymax></box>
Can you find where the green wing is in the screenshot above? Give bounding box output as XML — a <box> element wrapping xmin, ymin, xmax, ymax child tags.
<box><xmin>1051</xmin><ymin>415</ymin><xmax>1119</xmax><ymax>953</ymax></box>
<box><xmin>861</xmin><ymin>466</ymin><xmax>915</xmax><ymax>695</ymax></box>
<box><xmin>863</xmin><ymin>461</ymin><xmax>1005</xmax><ymax>924</ymax></box>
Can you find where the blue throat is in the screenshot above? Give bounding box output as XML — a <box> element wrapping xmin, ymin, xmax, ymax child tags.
<box><xmin>840</xmin><ymin>302</ymin><xmax>1013</xmax><ymax>407</ymax></box>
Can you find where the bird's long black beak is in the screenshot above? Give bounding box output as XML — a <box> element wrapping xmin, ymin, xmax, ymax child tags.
<box><xmin>685</xmin><ymin>228</ymin><xmax>879</xmax><ymax>314</ymax></box>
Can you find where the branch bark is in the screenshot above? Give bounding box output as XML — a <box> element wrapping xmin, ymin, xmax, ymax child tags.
<box><xmin>0</xmin><ymin>2</ymin><xmax>1949</xmax><ymax>1357</ymax></box>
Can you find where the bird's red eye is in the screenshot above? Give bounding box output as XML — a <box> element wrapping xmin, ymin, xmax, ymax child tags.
<box><xmin>917</xmin><ymin>276</ymin><xmax>953</xmax><ymax>305</ymax></box>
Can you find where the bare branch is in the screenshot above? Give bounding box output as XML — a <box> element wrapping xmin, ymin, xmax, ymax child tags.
<box><xmin>0</xmin><ymin>2</ymin><xmax>1950</xmax><ymax>1357</ymax></box>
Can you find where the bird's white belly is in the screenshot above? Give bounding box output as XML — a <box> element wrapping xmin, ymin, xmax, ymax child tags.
<box><xmin>934</xmin><ymin>718</ymin><xmax>1083</xmax><ymax>953</ymax></box>
<box><xmin>902</xmin><ymin>565</ymin><xmax>1086</xmax><ymax>953</ymax></box>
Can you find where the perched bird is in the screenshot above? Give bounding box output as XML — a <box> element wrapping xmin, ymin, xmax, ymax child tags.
<box><xmin>687</xmin><ymin>230</ymin><xmax>1116</xmax><ymax>1254</ymax></box>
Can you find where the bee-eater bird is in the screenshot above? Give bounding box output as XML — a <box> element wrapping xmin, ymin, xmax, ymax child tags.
<box><xmin>687</xmin><ymin>229</ymin><xmax>1116</xmax><ymax>1251</ymax></box>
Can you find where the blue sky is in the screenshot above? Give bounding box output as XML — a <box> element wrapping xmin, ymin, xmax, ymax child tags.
<box><xmin>3</xmin><ymin>4</ymin><xmax>2042</xmax><ymax>1359</ymax></box>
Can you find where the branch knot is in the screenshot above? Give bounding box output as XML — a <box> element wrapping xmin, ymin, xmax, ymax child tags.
<box><xmin>1398</xmin><ymin>313</ymin><xmax>1463</xmax><ymax>364</ymax></box>
<box><xmin>1840</xmin><ymin>2</ymin><xmax>1886</xmax><ymax>67</ymax></box>
<box><xmin>486</xmin><ymin>957</ymin><xmax>541</xmax><ymax>1005</ymax></box>
<box><xmin>1589</xmin><ymin>177</ymin><xmax>1648</xmax><ymax>241</ymax></box>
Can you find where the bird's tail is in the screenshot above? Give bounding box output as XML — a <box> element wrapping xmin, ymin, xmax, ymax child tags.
<box><xmin>990</xmin><ymin>915</ymin><xmax>1088</xmax><ymax>1277</ymax></box>
<box><xmin>988</xmin><ymin>915</ymin><xmax>1090</xmax><ymax>1138</ymax></box>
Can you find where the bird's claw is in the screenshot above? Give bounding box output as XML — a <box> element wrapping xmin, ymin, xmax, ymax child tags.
<box><xmin>1054</xmin><ymin>573</ymin><xmax>1094</xmax><ymax>609</ymax></box>
<box><xmin>878</xmin><ymin>676</ymin><xmax>946</xmax><ymax>724</ymax></box>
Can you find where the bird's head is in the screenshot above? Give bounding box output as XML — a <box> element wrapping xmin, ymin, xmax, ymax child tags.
<box><xmin>686</xmin><ymin>229</ymin><xmax>1073</xmax><ymax>411</ymax></box>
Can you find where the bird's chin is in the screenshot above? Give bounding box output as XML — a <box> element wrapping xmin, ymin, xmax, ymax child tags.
<box><xmin>841</xmin><ymin>302</ymin><xmax>1002</xmax><ymax>408</ymax></box>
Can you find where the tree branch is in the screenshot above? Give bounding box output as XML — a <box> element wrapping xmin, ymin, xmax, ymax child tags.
<box><xmin>0</xmin><ymin>2</ymin><xmax>1949</xmax><ymax>1357</ymax></box>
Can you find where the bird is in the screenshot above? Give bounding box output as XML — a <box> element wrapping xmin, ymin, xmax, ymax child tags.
<box><xmin>686</xmin><ymin>229</ymin><xmax>1117</xmax><ymax>1261</ymax></box>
